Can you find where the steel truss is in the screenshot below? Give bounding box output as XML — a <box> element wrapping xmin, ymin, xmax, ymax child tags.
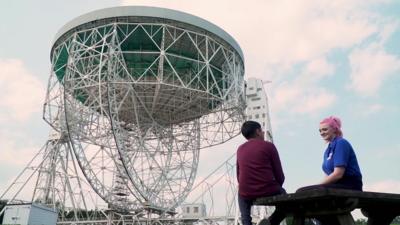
<box><xmin>0</xmin><ymin>132</ymin><xmax>242</xmax><ymax>225</ymax></box>
<box><xmin>48</xmin><ymin>20</ymin><xmax>245</xmax><ymax>212</ymax></box>
<box><xmin>0</xmin><ymin>130</ymin><xmax>108</xmax><ymax>223</ymax></box>
<box><xmin>0</xmin><ymin>137</ymin><xmax>256</xmax><ymax>225</ymax></box>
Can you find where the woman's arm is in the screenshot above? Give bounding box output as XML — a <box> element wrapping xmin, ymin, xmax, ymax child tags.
<box><xmin>321</xmin><ymin>167</ymin><xmax>345</xmax><ymax>184</ymax></box>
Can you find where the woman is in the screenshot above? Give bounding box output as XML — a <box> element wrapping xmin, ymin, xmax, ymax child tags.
<box><xmin>299</xmin><ymin>116</ymin><xmax>363</xmax><ymax>191</ymax></box>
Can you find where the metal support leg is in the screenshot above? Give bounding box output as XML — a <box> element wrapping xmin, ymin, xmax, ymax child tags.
<box><xmin>362</xmin><ymin>208</ymin><xmax>398</xmax><ymax>225</ymax></box>
<box><xmin>292</xmin><ymin>215</ymin><xmax>305</xmax><ymax>225</ymax></box>
<box><xmin>336</xmin><ymin>213</ymin><xmax>355</xmax><ymax>225</ymax></box>
<box><xmin>366</xmin><ymin>214</ymin><xmax>396</xmax><ymax>225</ymax></box>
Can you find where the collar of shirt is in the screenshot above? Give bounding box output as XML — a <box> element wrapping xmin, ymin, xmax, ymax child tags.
<box><xmin>328</xmin><ymin>136</ymin><xmax>341</xmax><ymax>149</ymax></box>
<box><xmin>326</xmin><ymin>136</ymin><xmax>341</xmax><ymax>157</ymax></box>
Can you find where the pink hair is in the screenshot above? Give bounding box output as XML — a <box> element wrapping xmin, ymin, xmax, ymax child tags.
<box><xmin>320</xmin><ymin>116</ymin><xmax>343</xmax><ymax>137</ymax></box>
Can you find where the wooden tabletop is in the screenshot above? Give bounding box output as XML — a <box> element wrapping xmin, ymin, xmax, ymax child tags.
<box><xmin>254</xmin><ymin>188</ymin><xmax>400</xmax><ymax>214</ymax></box>
<box><xmin>254</xmin><ymin>188</ymin><xmax>400</xmax><ymax>225</ymax></box>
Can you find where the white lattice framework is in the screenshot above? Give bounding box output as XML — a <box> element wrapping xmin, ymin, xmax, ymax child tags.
<box><xmin>0</xmin><ymin>130</ymin><xmax>109</xmax><ymax>223</ymax></box>
<box><xmin>44</xmin><ymin>6</ymin><xmax>246</xmax><ymax>212</ymax></box>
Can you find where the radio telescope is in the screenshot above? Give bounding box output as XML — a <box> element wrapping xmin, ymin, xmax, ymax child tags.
<box><xmin>44</xmin><ymin>6</ymin><xmax>245</xmax><ymax>212</ymax></box>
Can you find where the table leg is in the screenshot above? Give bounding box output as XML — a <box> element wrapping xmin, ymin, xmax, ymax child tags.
<box><xmin>366</xmin><ymin>214</ymin><xmax>396</xmax><ymax>225</ymax></box>
<box><xmin>362</xmin><ymin>208</ymin><xmax>398</xmax><ymax>225</ymax></box>
<box><xmin>317</xmin><ymin>216</ymin><xmax>338</xmax><ymax>225</ymax></box>
<box><xmin>316</xmin><ymin>213</ymin><xmax>354</xmax><ymax>225</ymax></box>
<box><xmin>292</xmin><ymin>215</ymin><xmax>305</xmax><ymax>225</ymax></box>
<box><xmin>336</xmin><ymin>213</ymin><xmax>355</xmax><ymax>225</ymax></box>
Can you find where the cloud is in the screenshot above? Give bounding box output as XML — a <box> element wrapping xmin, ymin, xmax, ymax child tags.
<box><xmin>292</xmin><ymin>89</ymin><xmax>337</xmax><ymax>114</ymax></box>
<box><xmin>364</xmin><ymin>180</ymin><xmax>400</xmax><ymax>194</ymax></box>
<box><xmin>120</xmin><ymin>0</ymin><xmax>380</xmax><ymax>76</ymax></box>
<box><xmin>361</xmin><ymin>103</ymin><xmax>384</xmax><ymax>116</ymax></box>
<box><xmin>0</xmin><ymin>61</ymin><xmax>44</xmax><ymax>175</ymax></box>
<box><xmin>0</xmin><ymin>58</ymin><xmax>45</xmax><ymax>121</ymax></box>
<box><xmin>270</xmin><ymin>57</ymin><xmax>336</xmax><ymax>115</ymax></box>
<box><xmin>0</xmin><ymin>131</ymin><xmax>39</xmax><ymax>166</ymax></box>
<box><xmin>0</xmin><ymin>130</ymin><xmax>41</xmax><ymax>201</ymax></box>
<box><xmin>348</xmin><ymin>44</ymin><xmax>400</xmax><ymax>96</ymax></box>
<box><xmin>303</xmin><ymin>58</ymin><xmax>335</xmax><ymax>81</ymax></box>
<box><xmin>377</xmin><ymin>21</ymin><xmax>400</xmax><ymax>45</ymax></box>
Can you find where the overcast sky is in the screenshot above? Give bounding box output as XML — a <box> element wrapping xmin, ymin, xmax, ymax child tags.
<box><xmin>0</xmin><ymin>0</ymin><xmax>399</xmax><ymax>216</ymax></box>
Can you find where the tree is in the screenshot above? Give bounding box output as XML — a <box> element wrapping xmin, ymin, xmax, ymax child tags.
<box><xmin>0</xmin><ymin>200</ymin><xmax>8</xmax><ymax>223</ymax></box>
<box><xmin>355</xmin><ymin>218</ymin><xmax>367</xmax><ymax>225</ymax></box>
<box><xmin>284</xmin><ymin>217</ymin><xmax>317</xmax><ymax>225</ymax></box>
<box><xmin>392</xmin><ymin>216</ymin><xmax>400</xmax><ymax>224</ymax></box>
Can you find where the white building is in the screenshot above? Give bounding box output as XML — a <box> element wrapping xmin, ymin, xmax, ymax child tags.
<box><xmin>245</xmin><ymin>78</ymin><xmax>273</xmax><ymax>142</ymax></box>
<box><xmin>2</xmin><ymin>203</ymin><xmax>58</xmax><ymax>225</ymax></box>
<box><xmin>180</xmin><ymin>203</ymin><xmax>206</xmax><ymax>218</ymax></box>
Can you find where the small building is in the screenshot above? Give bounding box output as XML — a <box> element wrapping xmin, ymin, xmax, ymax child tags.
<box><xmin>181</xmin><ymin>203</ymin><xmax>206</xmax><ymax>218</ymax></box>
<box><xmin>2</xmin><ymin>203</ymin><xmax>57</xmax><ymax>225</ymax></box>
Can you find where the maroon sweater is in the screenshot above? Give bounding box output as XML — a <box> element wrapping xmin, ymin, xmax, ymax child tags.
<box><xmin>236</xmin><ymin>139</ymin><xmax>285</xmax><ymax>199</ymax></box>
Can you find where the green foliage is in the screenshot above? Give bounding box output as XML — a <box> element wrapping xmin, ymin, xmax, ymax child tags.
<box><xmin>284</xmin><ymin>217</ymin><xmax>316</xmax><ymax>225</ymax></box>
<box><xmin>355</xmin><ymin>218</ymin><xmax>367</xmax><ymax>225</ymax></box>
<box><xmin>284</xmin><ymin>217</ymin><xmax>395</xmax><ymax>225</ymax></box>
<box><xmin>0</xmin><ymin>199</ymin><xmax>7</xmax><ymax>223</ymax></box>
<box><xmin>59</xmin><ymin>209</ymin><xmax>107</xmax><ymax>220</ymax></box>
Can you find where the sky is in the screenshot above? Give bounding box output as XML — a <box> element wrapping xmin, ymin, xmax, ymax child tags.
<box><xmin>0</xmin><ymin>0</ymin><xmax>399</xmax><ymax>218</ymax></box>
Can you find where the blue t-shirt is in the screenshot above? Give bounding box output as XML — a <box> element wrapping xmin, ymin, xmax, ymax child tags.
<box><xmin>322</xmin><ymin>137</ymin><xmax>362</xmax><ymax>178</ymax></box>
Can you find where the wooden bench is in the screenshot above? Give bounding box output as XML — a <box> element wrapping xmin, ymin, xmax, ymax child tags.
<box><xmin>254</xmin><ymin>188</ymin><xmax>400</xmax><ymax>225</ymax></box>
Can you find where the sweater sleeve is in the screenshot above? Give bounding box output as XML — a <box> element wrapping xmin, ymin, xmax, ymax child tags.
<box><xmin>270</xmin><ymin>143</ymin><xmax>285</xmax><ymax>186</ymax></box>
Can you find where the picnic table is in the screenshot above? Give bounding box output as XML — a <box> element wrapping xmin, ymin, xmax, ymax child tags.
<box><xmin>254</xmin><ymin>188</ymin><xmax>400</xmax><ymax>225</ymax></box>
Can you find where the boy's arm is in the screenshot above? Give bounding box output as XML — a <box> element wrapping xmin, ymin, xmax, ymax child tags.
<box><xmin>270</xmin><ymin>144</ymin><xmax>285</xmax><ymax>186</ymax></box>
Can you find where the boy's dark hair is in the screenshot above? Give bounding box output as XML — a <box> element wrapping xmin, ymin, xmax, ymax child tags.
<box><xmin>241</xmin><ymin>121</ymin><xmax>261</xmax><ymax>139</ymax></box>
